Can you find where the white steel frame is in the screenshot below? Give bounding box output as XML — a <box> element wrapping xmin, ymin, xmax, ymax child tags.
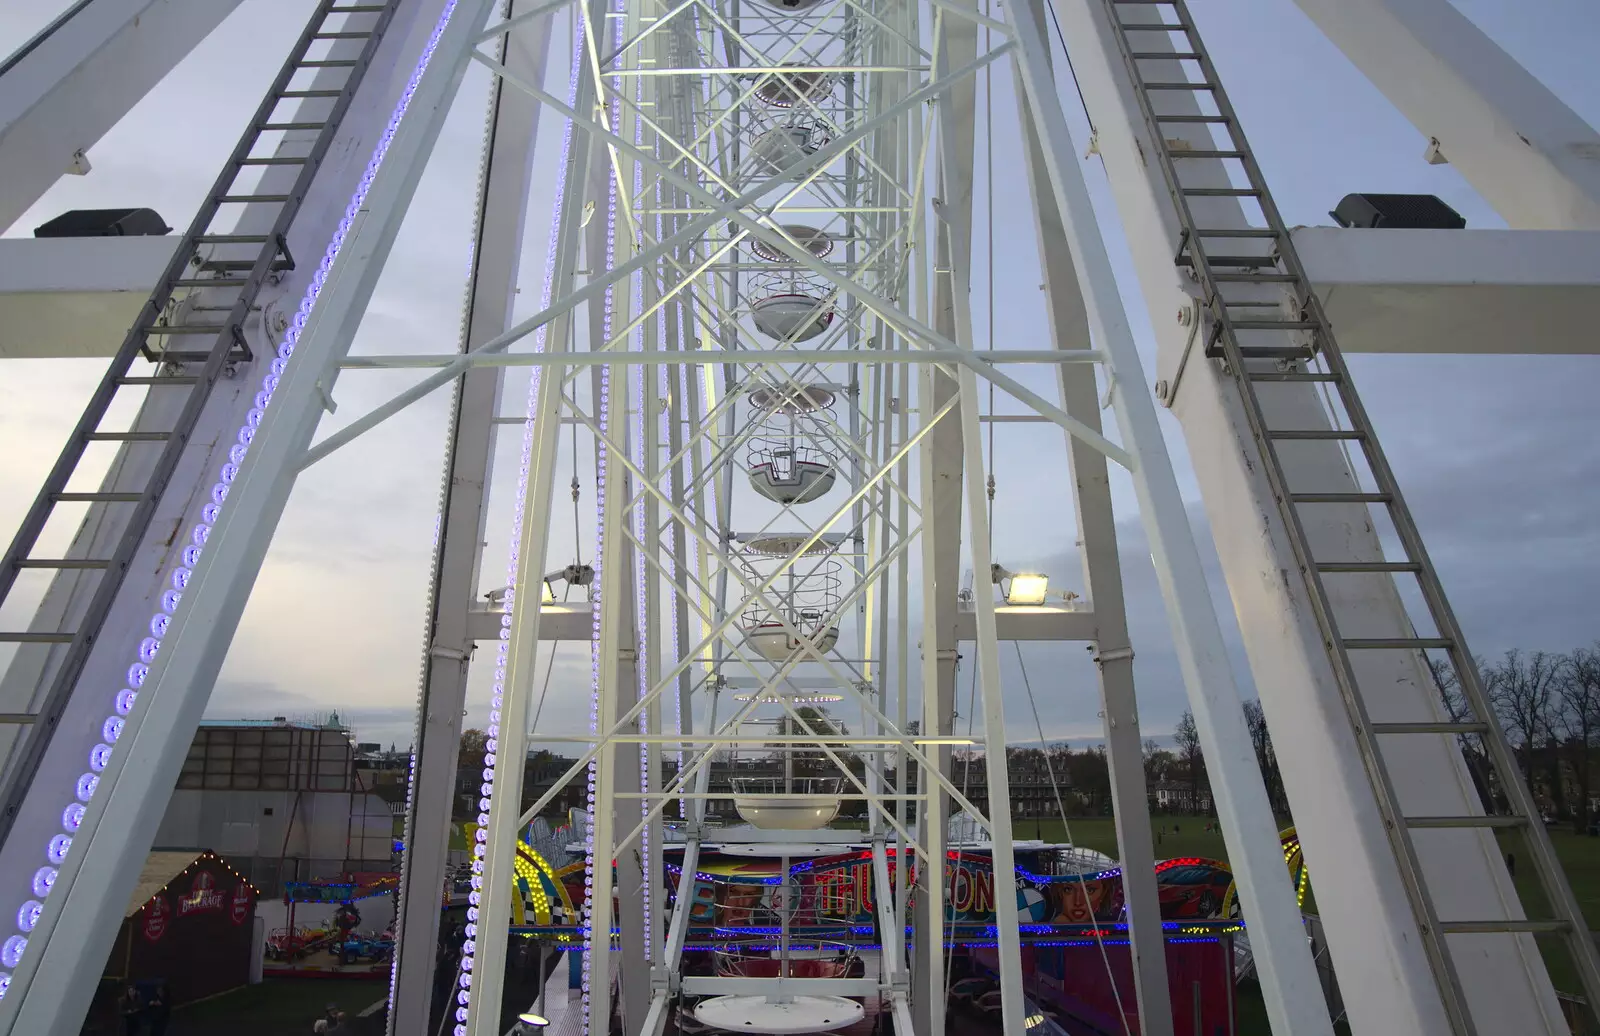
<box><xmin>37</xmin><ymin>0</ymin><xmax>1597</xmax><ymax>1032</ymax></box>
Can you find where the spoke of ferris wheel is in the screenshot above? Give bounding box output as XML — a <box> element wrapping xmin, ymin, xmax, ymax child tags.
<box><xmin>629</xmin><ymin>321</ymin><xmax>924</xmax><ymax>500</ymax></box>
<box><xmin>604</xmin><ymin>68</ymin><xmax>915</xmax><ymax>216</ymax></box>
<box><xmin>472</xmin><ymin>0</ymin><xmax>574</xmax><ymax>46</ymax></box>
<box><xmin>471</xmin><ymin>42</ymin><xmax>1002</xmax><ymax>246</ymax></box>
<box><xmin>647</xmin><ymin>219</ymin><xmax>917</xmax><ymax>353</ymax></box>
<box><xmin>480</xmin><ymin>44</ymin><xmax>1133</xmax><ymax>469</ymax></box>
<box><xmin>648</xmin><ymin>382</ymin><xmax>927</xmax><ymax>529</ymax></box>
<box><xmin>304</xmin><ymin>37</ymin><xmax>972</xmax><ymax>451</ymax></box>
<box><xmin>616</xmin><ymin>513</ymin><xmax>923</xmax><ymax>709</ymax></box>
<box><xmin>562</xmin><ymin>384</ymin><xmax>951</xmax><ymax>683</ymax></box>
<box><xmin>606</xmin><ymin>355</ymin><xmax>926</xmax><ymax>535</ymax></box>
<box><xmin>513</xmin><ymin>514</ymin><xmax>980</xmax><ymax>832</ymax></box>
<box><xmin>579</xmin><ymin>400</ymin><xmax>923</xmax><ymax>701</ymax></box>
<box><xmin>608</xmin><ymin>691</ymin><xmax>930</xmax><ymax>864</ymax></box>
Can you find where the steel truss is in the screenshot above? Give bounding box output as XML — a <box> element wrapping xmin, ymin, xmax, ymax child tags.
<box><xmin>0</xmin><ymin>1</ymin><xmax>1325</xmax><ymax>1035</ymax></box>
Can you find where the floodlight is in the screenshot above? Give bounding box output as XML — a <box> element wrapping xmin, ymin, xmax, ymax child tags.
<box><xmin>1006</xmin><ymin>573</ymin><xmax>1050</xmax><ymax>605</ymax></box>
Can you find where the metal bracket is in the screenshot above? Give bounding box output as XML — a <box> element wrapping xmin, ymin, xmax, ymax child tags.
<box><xmin>1092</xmin><ymin>646</ymin><xmax>1134</xmax><ymax>667</ymax></box>
<box><xmin>430</xmin><ymin>643</ymin><xmax>470</xmax><ymax>662</ymax></box>
<box><xmin>1155</xmin><ymin>296</ymin><xmax>1205</xmax><ymax>410</ymax></box>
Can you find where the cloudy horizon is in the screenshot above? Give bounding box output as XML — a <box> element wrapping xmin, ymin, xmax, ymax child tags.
<box><xmin>0</xmin><ymin>0</ymin><xmax>1596</xmax><ymax>757</ymax></box>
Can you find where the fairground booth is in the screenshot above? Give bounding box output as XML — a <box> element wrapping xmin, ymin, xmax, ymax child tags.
<box><xmin>88</xmin><ymin>851</ymin><xmax>259</xmax><ymax>1032</ymax></box>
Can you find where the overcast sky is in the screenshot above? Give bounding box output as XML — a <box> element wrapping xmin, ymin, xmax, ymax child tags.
<box><xmin>0</xmin><ymin>0</ymin><xmax>1596</xmax><ymax>754</ymax></box>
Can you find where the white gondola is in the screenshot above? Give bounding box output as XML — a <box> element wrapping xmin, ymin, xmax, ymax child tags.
<box><xmin>746</xmin><ymin>385</ymin><xmax>839</xmax><ymax>504</ymax></box>
<box><xmin>731</xmin><ymin>775</ymin><xmax>843</xmax><ymax>830</ymax></box>
<box><xmin>693</xmin><ymin>993</ymin><xmax>864</xmax><ymax>1034</ymax></box>
<box><xmin>753</xmin><ymin>64</ymin><xmax>833</xmax><ymax>109</ymax></box>
<box><xmin>749</xmin><ymin>224</ymin><xmax>833</xmax><ymax>263</ymax></box>
<box><xmin>751</xmin><ymin>292</ymin><xmax>833</xmax><ymax>342</ymax></box>
<box><xmin>746</xmin><ymin>619</ymin><xmax>840</xmax><ymax>661</ymax></box>
<box><xmin>752</xmin><ymin>0</ymin><xmax>830</xmax><ymax>11</ymax></box>
<box><xmin>749</xmin><ymin>124</ymin><xmax>828</xmax><ymax>181</ymax></box>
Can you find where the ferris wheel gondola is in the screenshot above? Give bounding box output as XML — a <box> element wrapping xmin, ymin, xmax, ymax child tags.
<box><xmin>746</xmin><ymin>385</ymin><xmax>839</xmax><ymax>504</ymax></box>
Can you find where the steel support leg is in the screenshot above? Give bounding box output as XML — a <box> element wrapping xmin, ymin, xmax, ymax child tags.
<box><xmin>0</xmin><ymin>3</ymin><xmax>497</xmax><ymax>1030</ymax></box>
<box><xmin>391</xmin><ymin>7</ymin><xmax>554</xmax><ymax>1033</ymax></box>
<box><xmin>1000</xmin><ymin>2</ymin><xmax>1334</xmax><ymax>1032</ymax></box>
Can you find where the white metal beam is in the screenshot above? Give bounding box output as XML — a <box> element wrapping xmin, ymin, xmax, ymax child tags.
<box><xmin>1002</xmin><ymin>2</ymin><xmax>1335</xmax><ymax>1033</ymax></box>
<box><xmin>1052</xmin><ymin>0</ymin><xmax>1560</xmax><ymax>1031</ymax></box>
<box><xmin>0</xmin><ymin>2</ymin><xmax>493</xmax><ymax>1032</ymax></box>
<box><xmin>0</xmin><ymin>0</ymin><xmax>244</xmax><ymax>234</ymax></box>
<box><xmin>1290</xmin><ymin>227</ymin><xmax>1600</xmax><ymax>356</ymax></box>
<box><xmin>1290</xmin><ymin>0</ymin><xmax>1600</xmax><ymax>230</ymax></box>
<box><xmin>390</xmin><ymin>4</ymin><xmax>554</xmax><ymax>1034</ymax></box>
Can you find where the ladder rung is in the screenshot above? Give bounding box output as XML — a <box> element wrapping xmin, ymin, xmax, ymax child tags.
<box><xmin>0</xmin><ymin>714</ymin><xmax>37</xmax><ymax>725</ymax></box>
<box><xmin>1180</xmin><ymin>255</ymin><xmax>1278</xmax><ymax>269</ymax></box>
<box><xmin>1184</xmin><ymin>188</ymin><xmax>1261</xmax><ymax>197</ymax></box>
<box><xmin>194</xmin><ymin>234</ymin><xmax>271</xmax><ymax>244</ymax></box>
<box><xmin>238</xmin><ymin>156</ymin><xmax>309</xmax><ymax>165</ymax></box>
<box><xmin>85</xmin><ymin>431</ymin><xmax>171</xmax><ymax>442</ymax></box>
<box><xmin>1143</xmin><ymin>82</ymin><xmax>1217</xmax><ymax>91</ymax></box>
<box><xmin>1291</xmin><ymin>493</ymin><xmax>1393</xmax><ymax>504</ymax></box>
<box><xmin>1230</xmin><ymin>346</ymin><xmax>1315</xmax><ymax>361</ymax></box>
<box><xmin>260</xmin><ymin>123</ymin><xmax>330</xmax><ymax>132</ymax></box>
<box><xmin>51</xmin><ymin>491</ymin><xmax>144</xmax><ymax>503</ymax></box>
<box><xmin>1230</xmin><ymin>320</ymin><xmax>1321</xmax><ymax>330</ymax></box>
<box><xmin>328</xmin><ymin>4</ymin><xmax>389</xmax><ymax>11</ymax></box>
<box><xmin>1196</xmin><ymin>228</ymin><xmax>1279</xmax><ymax>239</ymax></box>
<box><xmin>1247</xmin><ymin>372</ymin><xmax>1341</xmax><ymax>383</ymax></box>
<box><xmin>295</xmin><ymin>62</ymin><xmax>358</xmax><ymax>69</ymax></box>
<box><xmin>173</xmin><ymin>277</ymin><xmax>247</xmax><ymax>287</ymax></box>
<box><xmin>276</xmin><ymin>89</ymin><xmax>344</xmax><ymax>97</ymax></box>
<box><xmin>1267</xmin><ymin>429</ymin><xmax>1365</xmax><ymax>441</ymax></box>
<box><xmin>1130</xmin><ymin>52</ymin><xmax>1199</xmax><ymax>59</ymax></box>
<box><xmin>14</xmin><ymin>558</ymin><xmax>113</xmax><ymax>569</ymax></box>
<box><xmin>1315</xmin><ymin>560</ymin><xmax>1420</xmax><ymax>573</ymax></box>
<box><xmin>0</xmin><ymin>633</ymin><xmax>75</xmax><ymax>644</ymax></box>
<box><xmin>311</xmin><ymin>31</ymin><xmax>373</xmax><ymax>38</ymax></box>
<box><xmin>1439</xmin><ymin>920</ymin><xmax>1569</xmax><ymax>935</ymax></box>
<box><xmin>199</xmin><ymin>259</ymin><xmax>272</xmax><ymax>271</ymax></box>
<box><xmin>1343</xmin><ymin>637</ymin><xmax>1453</xmax><ymax>650</ymax></box>
<box><xmin>1212</xmin><ymin>272</ymin><xmax>1296</xmax><ymax>282</ymax></box>
<box><xmin>1406</xmin><ymin>816</ymin><xmax>1526</xmax><ymax>830</ymax></box>
<box><xmin>117</xmin><ymin>375</ymin><xmax>201</xmax><ymax>385</ymax></box>
<box><xmin>1372</xmin><ymin>721</ymin><xmax>1488</xmax><ymax>735</ymax></box>
<box><xmin>143</xmin><ymin>324</ymin><xmax>228</xmax><ymax>335</ymax></box>
<box><xmin>215</xmin><ymin>195</ymin><xmax>290</xmax><ymax>204</ymax></box>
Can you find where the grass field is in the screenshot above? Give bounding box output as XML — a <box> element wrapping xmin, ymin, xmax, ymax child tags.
<box><xmin>166</xmin><ymin>977</ymin><xmax>386</xmax><ymax>1035</ymax></box>
<box><xmin>1023</xmin><ymin>815</ymin><xmax>1600</xmax><ymax>1031</ymax></box>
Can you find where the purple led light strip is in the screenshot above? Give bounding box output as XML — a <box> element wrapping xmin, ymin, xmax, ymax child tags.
<box><xmin>0</xmin><ymin>0</ymin><xmax>467</xmax><ymax>1001</ymax></box>
<box><xmin>457</xmin><ymin>11</ymin><xmax>588</xmax><ymax>1036</ymax></box>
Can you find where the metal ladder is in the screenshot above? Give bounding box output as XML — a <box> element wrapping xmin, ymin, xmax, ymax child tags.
<box><xmin>1098</xmin><ymin>0</ymin><xmax>1600</xmax><ymax>1032</ymax></box>
<box><xmin>0</xmin><ymin>0</ymin><xmax>401</xmax><ymax>845</ymax></box>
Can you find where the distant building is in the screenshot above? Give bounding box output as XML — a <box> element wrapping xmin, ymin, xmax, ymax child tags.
<box><xmin>453</xmin><ymin>748</ymin><xmax>588</xmax><ymax>821</ymax></box>
<box><xmin>153</xmin><ymin>716</ymin><xmax>395</xmax><ymax>895</ymax></box>
<box><xmin>1152</xmin><ymin>780</ymin><xmax>1212</xmax><ymax>814</ymax></box>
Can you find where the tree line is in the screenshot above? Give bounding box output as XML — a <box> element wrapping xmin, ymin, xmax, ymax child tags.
<box><xmin>1151</xmin><ymin>644</ymin><xmax>1600</xmax><ymax>828</ymax></box>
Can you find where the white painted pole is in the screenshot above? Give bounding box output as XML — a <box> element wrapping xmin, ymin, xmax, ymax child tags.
<box><xmin>997</xmin><ymin>2</ymin><xmax>1335</xmax><ymax>1033</ymax></box>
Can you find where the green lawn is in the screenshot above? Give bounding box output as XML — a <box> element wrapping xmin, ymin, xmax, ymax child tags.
<box><xmin>1017</xmin><ymin>815</ymin><xmax>1600</xmax><ymax>1032</ymax></box>
<box><xmin>166</xmin><ymin>978</ymin><xmax>386</xmax><ymax>1036</ymax></box>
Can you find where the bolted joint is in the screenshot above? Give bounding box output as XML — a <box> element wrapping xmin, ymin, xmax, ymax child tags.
<box><xmin>1092</xmin><ymin>646</ymin><xmax>1134</xmax><ymax>668</ymax></box>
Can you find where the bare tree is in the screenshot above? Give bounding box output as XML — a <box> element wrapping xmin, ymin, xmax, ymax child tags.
<box><xmin>1427</xmin><ymin>655</ymin><xmax>1496</xmax><ymax>811</ymax></box>
<box><xmin>1488</xmin><ymin>649</ymin><xmax>1565</xmax><ymax>817</ymax></box>
<box><xmin>1241</xmin><ymin>700</ymin><xmax>1285</xmax><ymax>815</ymax></box>
<box><xmin>1175</xmin><ymin>710</ymin><xmax>1204</xmax><ymax>815</ymax></box>
<box><xmin>1142</xmin><ymin>738</ymin><xmax>1173</xmax><ymax>786</ymax></box>
<box><xmin>1559</xmin><ymin>646</ymin><xmax>1600</xmax><ymax>831</ymax></box>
